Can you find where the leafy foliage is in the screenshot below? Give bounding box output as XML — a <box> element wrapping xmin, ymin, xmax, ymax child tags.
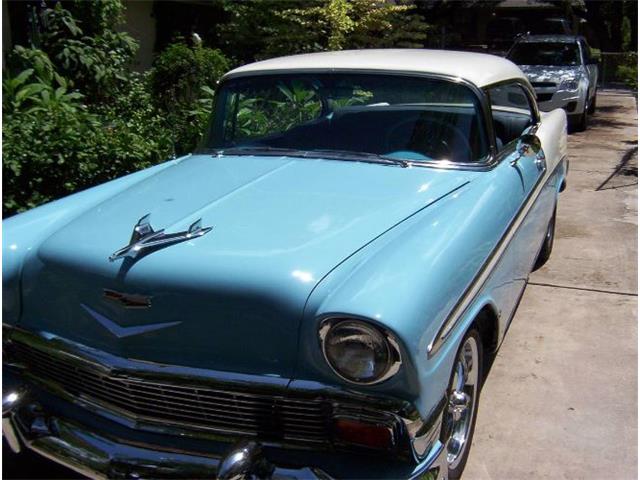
<box><xmin>228</xmin><ymin>80</ymin><xmax>323</xmax><ymax>142</ymax></box>
<box><xmin>150</xmin><ymin>42</ymin><xmax>230</xmax><ymax>155</ymax></box>
<box><xmin>222</xmin><ymin>78</ymin><xmax>375</xmax><ymax>145</ymax></box>
<box><xmin>2</xmin><ymin>63</ymin><xmax>176</xmax><ymax>214</ymax></box>
<box><xmin>2</xmin><ymin>1</ymin><xmax>177</xmax><ymax>215</ymax></box>
<box><xmin>218</xmin><ymin>0</ymin><xmax>428</xmax><ymax>62</ymax></box>
<box><xmin>3</xmin><ymin>67</ymin><xmax>101</xmax><ymax>212</ymax></box>
<box><xmin>34</xmin><ymin>2</ymin><xmax>137</xmax><ymax>102</ymax></box>
<box><xmin>616</xmin><ymin>53</ymin><xmax>638</xmax><ymax>91</ymax></box>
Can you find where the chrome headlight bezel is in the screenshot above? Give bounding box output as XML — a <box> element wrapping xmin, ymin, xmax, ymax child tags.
<box><xmin>318</xmin><ymin>317</ymin><xmax>403</xmax><ymax>385</ymax></box>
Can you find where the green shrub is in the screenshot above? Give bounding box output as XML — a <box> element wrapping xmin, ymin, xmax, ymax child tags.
<box><xmin>91</xmin><ymin>72</ymin><xmax>175</xmax><ymax>179</ymax></box>
<box><xmin>3</xmin><ymin>68</ymin><xmax>101</xmax><ymax>212</ymax></box>
<box><xmin>34</xmin><ymin>2</ymin><xmax>137</xmax><ymax>102</ymax></box>
<box><xmin>2</xmin><ymin>1</ymin><xmax>176</xmax><ymax>216</ymax></box>
<box><xmin>2</xmin><ymin>67</ymin><xmax>175</xmax><ymax>214</ymax></box>
<box><xmin>150</xmin><ymin>42</ymin><xmax>230</xmax><ymax>155</ymax></box>
<box><xmin>218</xmin><ymin>0</ymin><xmax>429</xmax><ymax>62</ymax></box>
<box><xmin>617</xmin><ymin>53</ymin><xmax>638</xmax><ymax>91</ymax></box>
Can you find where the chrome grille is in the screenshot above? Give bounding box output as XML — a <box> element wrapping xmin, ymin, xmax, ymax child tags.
<box><xmin>531</xmin><ymin>81</ymin><xmax>556</xmax><ymax>88</ymax></box>
<box><xmin>13</xmin><ymin>343</ymin><xmax>332</xmax><ymax>443</ymax></box>
<box><xmin>536</xmin><ymin>92</ymin><xmax>554</xmax><ymax>102</ymax></box>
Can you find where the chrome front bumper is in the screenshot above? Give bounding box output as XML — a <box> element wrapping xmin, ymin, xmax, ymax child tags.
<box><xmin>3</xmin><ymin>328</ymin><xmax>449</xmax><ymax>480</ymax></box>
<box><xmin>536</xmin><ymin>89</ymin><xmax>585</xmax><ymax>115</ymax></box>
<box><xmin>2</xmin><ymin>389</ymin><xmax>448</xmax><ymax>479</ymax></box>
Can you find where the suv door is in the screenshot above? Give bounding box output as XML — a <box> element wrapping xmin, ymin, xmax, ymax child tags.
<box><xmin>579</xmin><ymin>38</ymin><xmax>598</xmax><ymax>101</ymax></box>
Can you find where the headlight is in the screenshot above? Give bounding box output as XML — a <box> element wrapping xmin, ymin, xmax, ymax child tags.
<box><xmin>559</xmin><ymin>78</ymin><xmax>580</xmax><ymax>91</ymax></box>
<box><xmin>319</xmin><ymin>319</ymin><xmax>402</xmax><ymax>385</ymax></box>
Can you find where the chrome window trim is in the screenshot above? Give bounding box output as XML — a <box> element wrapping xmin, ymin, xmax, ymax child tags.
<box><xmin>427</xmin><ymin>155</ymin><xmax>567</xmax><ymax>358</ymax></box>
<box><xmin>317</xmin><ymin>315</ymin><xmax>403</xmax><ymax>386</ymax></box>
<box><xmin>206</xmin><ymin>69</ymin><xmax>504</xmax><ymax>171</ymax></box>
<box><xmin>484</xmin><ymin>78</ymin><xmax>542</xmax><ymax>156</ymax></box>
<box><xmin>484</xmin><ymin>77</ymin><xmax>541</xmax><ymax>123</ymax></box>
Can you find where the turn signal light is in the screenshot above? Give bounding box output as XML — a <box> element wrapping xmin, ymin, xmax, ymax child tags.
<box><xmin>332</xmin><ymin>418</ymin><xmax>394</xmax><ymax>450</ymax></box>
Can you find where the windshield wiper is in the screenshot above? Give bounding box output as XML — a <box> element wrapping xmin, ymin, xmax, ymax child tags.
<box><xmin>303</xmin><ymin>149</ymin><xmax>410</xmax><ymax>168</ymax></box>
<box><xmin>214</xmin><ymin>146</ymin><xmax>308</xmax><ymax>157</ymax></box>
<box><xmin>215</xmin><ymin>146</ymin><xmax>410</xmax><ymax>168</ymax></box>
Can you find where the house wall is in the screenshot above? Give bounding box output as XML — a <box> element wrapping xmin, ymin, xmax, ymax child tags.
<box><xmin>120</xmin><ymin>0</ymin><xmax>156</xmax><ymax>72</ymax></box>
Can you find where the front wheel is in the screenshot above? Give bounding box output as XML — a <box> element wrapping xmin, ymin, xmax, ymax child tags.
<box><xmin>441</xmin><ymin>329</ymin><xmax>483</xmax><ymax>479</ymax></box>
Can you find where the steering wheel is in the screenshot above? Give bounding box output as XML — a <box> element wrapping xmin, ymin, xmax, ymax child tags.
<box><xmin>384</xmin><ymin>117</ymin><xmax>473</xmax><ymax>162</ymax></box>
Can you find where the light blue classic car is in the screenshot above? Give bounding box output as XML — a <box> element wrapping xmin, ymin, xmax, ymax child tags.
<box><xmin>3</xmin><ymin>50</ymin><xmax>568</xmax><ymax>480</ymax></box>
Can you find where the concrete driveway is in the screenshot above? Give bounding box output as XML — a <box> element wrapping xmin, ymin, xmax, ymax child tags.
<box><xmin>464</xmin><ymin>90</ymin><xmax>638</xmax><ymax>479</ymax></box>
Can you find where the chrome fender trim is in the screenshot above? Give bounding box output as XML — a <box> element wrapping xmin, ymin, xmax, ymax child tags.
<box><xmin>427</xmin><ymin>155</ymin><xmax>567</xmax><ymax>357</ymax></box>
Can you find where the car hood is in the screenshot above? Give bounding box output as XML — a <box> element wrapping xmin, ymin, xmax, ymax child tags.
<box><xmin>19</xmin><ymin>154</ymin><xmax>476</xmax><ymax>378</ymax></box>
<box><xmin>519</xmin><ymin>64</ymin><xmax>584</xmax><ymax>83</ymax></box>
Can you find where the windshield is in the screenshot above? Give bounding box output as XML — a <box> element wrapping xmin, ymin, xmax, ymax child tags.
<box><xmin>202</xmin><ymin>73</ymin><xmax>489</xmax><ymax>164</ymax></box>
<box><xmin>508</xmin><ymin>42</ymin><xmax>581</xmax><ymax>66</ymax></box>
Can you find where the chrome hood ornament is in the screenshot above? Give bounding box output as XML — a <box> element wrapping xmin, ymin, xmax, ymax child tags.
<box><xmin>109</xmin><ymin>214</ymin><xmax>213</xmax><ymax>262</ymax></box>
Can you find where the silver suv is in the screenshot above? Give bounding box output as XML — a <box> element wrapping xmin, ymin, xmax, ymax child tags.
<box><xmin>508</xmin><ymin>35</ymin><xmax>598</xmax><ymax>131</ymax></box>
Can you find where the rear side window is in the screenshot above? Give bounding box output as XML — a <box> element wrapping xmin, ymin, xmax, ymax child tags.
<box><xmin>486</xmin><ymin>83</ymin><xmax>535</xmax><ymax>149</ymax></box>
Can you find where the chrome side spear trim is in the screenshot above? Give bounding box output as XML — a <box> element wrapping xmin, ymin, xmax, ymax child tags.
<box><xmin>109</xmin><ymin>214</ymin><xmax>213</xmax><ymax>262</ymax></box>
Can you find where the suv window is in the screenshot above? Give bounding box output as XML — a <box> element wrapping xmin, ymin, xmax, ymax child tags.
<box><xmin>486</xmin><ymin>83</ymin><xmax>535</xmax><ymax>150</ymax></box>
<box><xmin>508</xmin><ymin>42</ymin><xmax>581</xmax><ymax>66</ymax></box>
<box><xmin>578</xmin><ymin>39</ymin><xmax>592</xmax><ymax>64</ymax></box>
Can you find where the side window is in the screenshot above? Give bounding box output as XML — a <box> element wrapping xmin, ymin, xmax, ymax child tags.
<box><xmin>486</xmin><ymin>83</ymin><xmax>535</xmax><ymax>150</ymax></box>
<box><xmin>579</xmin><ymin>40</ymin><xmax>592</xmax><ymax>64</ymax></box>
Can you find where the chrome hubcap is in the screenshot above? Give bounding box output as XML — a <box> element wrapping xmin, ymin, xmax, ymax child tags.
<box><xmin>444</xmin><ymin>335</ymin><xmax>479</xmax><ymax>470</ymax></box>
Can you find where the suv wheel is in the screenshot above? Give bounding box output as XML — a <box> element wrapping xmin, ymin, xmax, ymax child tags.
<box><xmin>588</xmin><ymin>91</ymin><xmax>597</xmax><ymax>114</ymax></box>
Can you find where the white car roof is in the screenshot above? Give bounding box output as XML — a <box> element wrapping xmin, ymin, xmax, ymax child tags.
<box><xmin>224</xmin><ymin>49</ymin><xmax>526</xmax><ymax>88</ymax></box>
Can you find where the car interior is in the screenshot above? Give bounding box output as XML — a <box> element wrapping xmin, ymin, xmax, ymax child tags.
<box><xmin>491</xmin><ymin>109</ymin><xmax>534</xmax><ymax>149</ymax></box>
<box><xmin>249</xmin><ymin>105</ymin><xmax>489</xmax><ymax>163</ymax></box>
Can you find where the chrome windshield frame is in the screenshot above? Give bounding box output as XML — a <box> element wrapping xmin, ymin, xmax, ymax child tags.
<box><xmin>203</xmin><ymin>68</ymin><xmax>505</xmax><ymax>172</ymax></box>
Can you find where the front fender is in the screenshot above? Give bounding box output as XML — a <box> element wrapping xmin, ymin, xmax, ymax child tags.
<box><xmin>295</xmin><ymin>167</ymin><xmax>523</xmax><ymax>418</ymax></box>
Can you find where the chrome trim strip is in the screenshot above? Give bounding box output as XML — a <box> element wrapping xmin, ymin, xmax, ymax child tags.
<box><xmin>80</xmin><ymin>304</ymin><xmax>180</xmax><ymax>338</ymax></box>
<box><xmin>427</xmin><ymin>155</ymin><xmax>566</xmax><ymax>357</ymax></box>
<box><xmin>483</xmin><ymin>77</ymin><xmax>541</xmax><ymax>123</ymax></box>
<box><xmin>3</xmin><ymin>417</ymin><xmax>22</xmax><ymax>453</ymax></box>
